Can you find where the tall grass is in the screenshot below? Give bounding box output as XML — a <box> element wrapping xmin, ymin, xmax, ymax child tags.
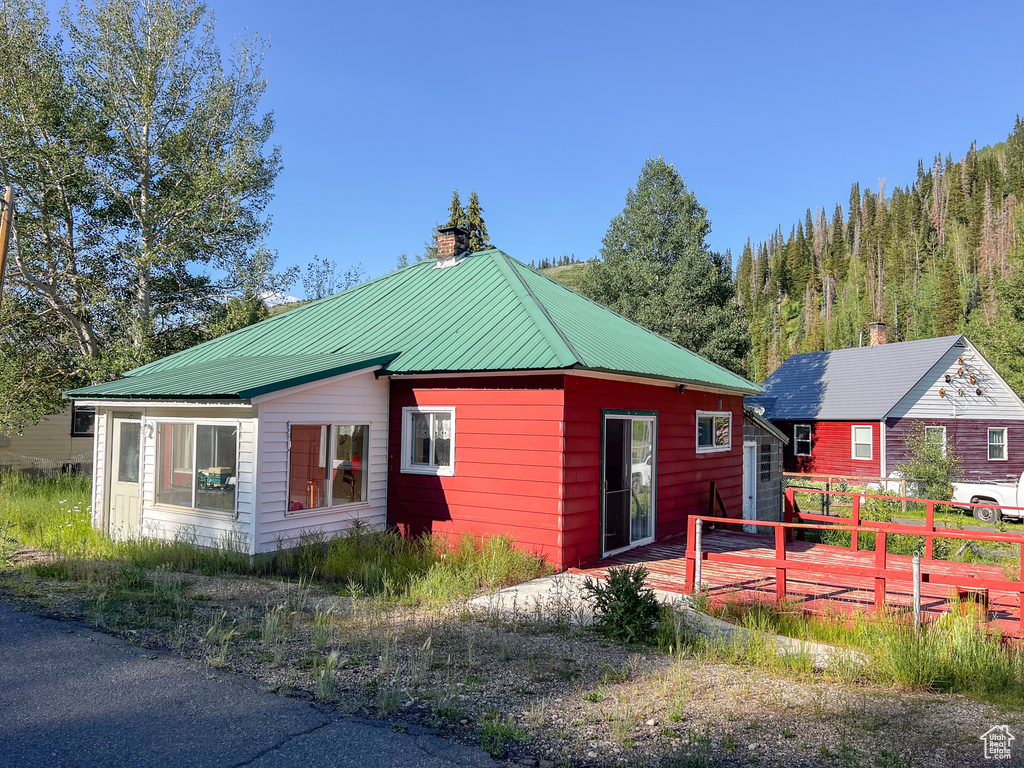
<box><xmin>0</xmin><ymin>471</ymin><xmax>549</xmax><ymax>604</ymax></box>
<box><xmin>680</xmin><ymin>593</ymin><xmax>1024</xmax><ymax>705</ymax></box>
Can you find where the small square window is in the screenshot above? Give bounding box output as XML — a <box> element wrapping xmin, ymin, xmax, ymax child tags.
<box><xmin>793</xmin><ymin>424</ymin><xmax>811</xmax><ymax>457</ymax></box>
<box><xmin>402</xmin><ymin>408</ymin><xmax>455</xmax><ymax>475</ymax></box>
<box><xmin>72</xmin><ymin>405</ymin><xmax>96</xmax><ymax>438</ymax></box>
<box><xmin>852</xmin><ymin>425</ymin><xmax>872</xmax><ymax>460</ymax></box>
<box><xmin>924</xmin><ymin>426</ymin><xmax>947</xmax><ymax>456</ymax></box>
<box><xmin>989</xmin><ymin>428</ymin><xmax>1007</xmax><ymax>461</ymax></box>
<box><xmin>696</xmin><ymin>412</ymin><xmax>731</xmax><ymax>453</ymax></box>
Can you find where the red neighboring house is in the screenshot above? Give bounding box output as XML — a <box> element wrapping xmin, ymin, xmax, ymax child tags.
<box><xmin>748</xmin><ymin>324</ymin><xmax>1024</xmax><ymax>486</ymax></box>
<box><xmin>69</xmin><ymin>227</ymin><xmax>761</xmax><ymax>569</ymax></box>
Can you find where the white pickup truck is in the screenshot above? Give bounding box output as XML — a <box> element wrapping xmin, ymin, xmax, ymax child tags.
<box><xmin>951</xmin><ymin>472</ymin><xmax>1024</xmax><ymax>523</ymax></box>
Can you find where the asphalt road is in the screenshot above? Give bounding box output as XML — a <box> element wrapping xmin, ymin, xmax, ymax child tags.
<box><xmin>0</xmin><ymin>602</ymin><xmax>498</xmax><ymax>768</ymax></box>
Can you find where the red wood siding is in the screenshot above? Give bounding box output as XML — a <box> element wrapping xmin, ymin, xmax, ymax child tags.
<box><xmin>777</xmin><ymin>420</ymin><xmax>881</xmax><ymax>477</ymax></box>
<box><xmin>387</xmin><ymin>376</ymin><xmax>568</xmax><ymax>566</ymax></box>
<box><xmin>886</xmin><ymin>417</ymin><xmax>1024</xmax><ymax>484</ymax></box>
<box><xmin>563</xmin><ymin>376</ymin><xmax>744</xmax><ymax>567</ymax></box>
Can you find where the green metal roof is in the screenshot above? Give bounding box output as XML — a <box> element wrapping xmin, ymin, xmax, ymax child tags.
<box><xmin>67</xmin><ymin>352</ymin><xmax>399</xmax><ymax>400</ymax></box>
<box><xmin>69</xmin><ymin>250</ymin><xmax>760</xmax><ymax>400</ymax></box>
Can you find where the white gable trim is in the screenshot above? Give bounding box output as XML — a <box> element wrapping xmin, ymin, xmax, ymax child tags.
<box><xmin>248</xmin><ymin>365</ymin><xmax>388</xmax><ymax>404</ymax></box>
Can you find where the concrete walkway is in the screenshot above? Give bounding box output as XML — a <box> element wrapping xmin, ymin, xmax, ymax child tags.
<box><xmin>0</xmin><ymin>602</ymin><xmax>497</xmax><ymax>768</ymax></box>
<box><xmin>468</xmin><ymin>571</ymin><xmax>860</xmax><ymax>669</ymax></box>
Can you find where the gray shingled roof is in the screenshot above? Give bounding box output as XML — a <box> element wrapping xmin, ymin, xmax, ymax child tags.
<box><xmin>747</xmin><ymin>335</ymin><xmax>965</xmax><ymax>421</ymax></box>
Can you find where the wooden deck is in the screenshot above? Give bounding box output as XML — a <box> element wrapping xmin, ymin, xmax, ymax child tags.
<box><xmin>571</xmin><ymin>529</ymin><xmax>1023</xmax><ymax>635</ymax></box>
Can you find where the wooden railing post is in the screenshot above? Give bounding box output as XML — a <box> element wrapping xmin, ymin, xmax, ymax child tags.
<box><xmin>874</xmin><ymin>530</ymin><xmax>887</xmax><ymax>614</ymax></box>
<box><xmin>925</xmin><ymin>501</ymin><xmax>934</xmax><ymax>561</ymax></box>
<box><xmin>851</xmin><ymin>494</ymin><xmax>860</xmax><ymax>552</ymax></box>
<box><xmin>912</xmin><ymin>555</ymin><xmax>922</xmax><ymax>634</ymax></box>
<box><xmin>693</xmin><ymin>518</ymin><xmax>704</xmax><ymax>592</ymax></box>
<box><xmin>775</xmin><ymin>525</ymin><xmax>787</xmax><ymax>602</ymax></box>
<box><xmin>684</xmin><ymin>515</ymin><xmax>697</xmax><ymax>593</ymax></box>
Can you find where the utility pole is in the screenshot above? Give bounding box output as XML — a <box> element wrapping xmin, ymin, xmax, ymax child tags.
<box><xmin>0</xmin><ymin>186</ymin><xmax>13</xmax><ymax>312</ymax></box>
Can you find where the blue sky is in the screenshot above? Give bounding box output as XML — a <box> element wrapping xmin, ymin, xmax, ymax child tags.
<box><xmin>203</xmin><ymin>1</ymin><xmax>1024</xmax><ymax>294</ymax></box>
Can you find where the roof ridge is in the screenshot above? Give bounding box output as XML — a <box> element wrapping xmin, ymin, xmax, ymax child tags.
<box><xmin>513</xmin><ymin>256</ymin><xmax>760</xmax><ymax>391</ymax></box>
<box><xmin>493</xmin><ymin>252</ymin><xmax>586</xmax><ymax>367</ymax></box>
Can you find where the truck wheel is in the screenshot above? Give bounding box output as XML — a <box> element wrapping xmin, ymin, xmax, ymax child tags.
<box><xmin>632</xmin><ymin>475</ymin><xmax>642</xmax><ymax>494</ymax></box>
<box><xmin>972</xmin><ymin>501</ymin><xmax>1002</xmax><ymax>525</ymax></box>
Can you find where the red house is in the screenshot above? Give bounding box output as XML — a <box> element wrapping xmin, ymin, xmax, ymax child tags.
<box><xmin>69</xmin><ymin>227</ymin><xmax>760</xmax><ymax>569</ymax></box>
<box><xmin>748</xmin><ymin>324</ymin><xmax>1024</xmax><ymax>487</ymax></box>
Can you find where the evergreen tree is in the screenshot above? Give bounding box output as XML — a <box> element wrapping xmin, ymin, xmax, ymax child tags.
<box><xmin>464</xmin><ymin>190</ymin><xmax>490</xmax><ymax>251</ymax></box>
<box><xmin>445</xmin><ymin>189</ymin><xmax>463</xmax><ymax>228</ymax></box>
<box><xmin>579</xmin><ymin>157</ymin><xmax>749</xmax><ymax>373</ymax></box>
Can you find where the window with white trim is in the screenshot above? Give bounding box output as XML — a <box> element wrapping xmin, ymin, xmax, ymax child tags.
<box><xmin>401</xmin><ymin>408</ymin><xmax>455</xmax><ymax>475</ymax></box>
<box><xmin>793</xmin><ymin>424</ymin><xmax>812</xmax><ymax>457</ymax></box>
<box><xmin>696</xmin><ymin>411</ymin><xmax>731</xmax><ymax>453</ymax></box>
<box><xmin>287</xmin><ymin>424</ymin><xmax>369</xmax><ymax>512</ymax></box>
<box><xmin>988</xmin><ymin>427</ymin><xmax>1008</xmax><ymax>461</ymax></box>
<box><xmin>156</xmin><ymin>422</ymin><xmax>238</xmax><ymax>513</ymax></box>
<box><xmin>852</xmin><ymin>425</ymin><xmax>873</xmax><ymax>460</ymax></box>
<box><xmin>925</xmin><ymin>426</ymin><xmax>947</xmax><ymax>456</ymax></box>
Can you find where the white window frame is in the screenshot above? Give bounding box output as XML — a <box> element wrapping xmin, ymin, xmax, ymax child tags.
<box><xmin>286</xmin><ymin>423</ymin><xmax>372</xmax><ymax>515</ymax></box>
<box><xmin>401</xmin><ymin>407</ymin><xmax>456</xmax><ymax>476</ymax></box>
<box><xmin>925</xmin><ymin>425</ymin><xmax>947</xmax><ymax>457</ymax></box>
<box><xmin>154</xmin><ymin>419</ymin><xmax>240</xmax><ymax>516</ymax></box>
<box><xmin>988</xmin><ymin>427</ymin><xmax>1008</xmax><ymax>462</ymax></box>
<box><xmin>851</xmin><ymin>424</ymin><xmax>873</xmax><ymax>461</ymax></box>
<box><xmin>793</xmin><ymin>424</ymin><xmax>812</xmax><ymax>457</ymax></box>
<box><xmin>696</xmin><ymin>410</ymin><xmax>732</xmax><ymax>454</ymax></box>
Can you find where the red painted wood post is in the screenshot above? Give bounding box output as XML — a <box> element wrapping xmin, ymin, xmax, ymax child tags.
<box><xmin>684</xmin><ymin>515</ymin><xmax>696</xmax><ymax>594</ymax></box>
<box><xmin>775</xmin><ymin>525</ymin><xmax>787</xmax><ymax>602</ymax></box>
<box><xmin>874</xmin><ymin>530</ymin><xmax>887</xmax><ymax>614</ymax></box>
<box><xmin>925</xmin><ymin>501</ymin><xmax>934</xmax><ymax>561</ymax></box>
<box><xmin>1019</xmin><ymin>534</ymin><xmax>1024</xmax><ymax>635</ymax></box>
<box><xmin>851</xmin><ymin>494</ymin><xmax>860</xmax><ymax>552</ymax></box>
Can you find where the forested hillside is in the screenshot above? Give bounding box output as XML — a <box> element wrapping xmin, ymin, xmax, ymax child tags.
<box><xmin>737</xmin><ymin>117</ymin><xmax>1024</xmax><ymax>394</ymax></box>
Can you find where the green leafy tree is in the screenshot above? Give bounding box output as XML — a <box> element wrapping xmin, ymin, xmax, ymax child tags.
<box><xmin>0</xmin><ymin>0</ymin><xmax>289</xmax><ymax>432</ymax></box>
<box><xmin>897</xmin><ymin>422</ymin><xmax>963</xmax><ymax>501</ymax></box>
<box><xmin>579</xmin><ymin>156</ymin><xmax>750</xmax><ymax>373</ymax></box>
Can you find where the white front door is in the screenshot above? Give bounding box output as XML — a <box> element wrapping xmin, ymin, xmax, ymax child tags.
<box><xmin>742</xmin><ymin>442</ymin><xmax>757</xmax><ymax>533</ymax></box>
<box><xmin>108</xmin><ymin>418</ymin><xmax>142</xmax><ymax>540</ymax></box>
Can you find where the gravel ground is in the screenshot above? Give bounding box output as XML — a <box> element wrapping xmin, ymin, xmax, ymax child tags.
<box><xmin>1</xmin><ymin>560</ymin><xmax>1020</xmax><ymax>768</ymax></box>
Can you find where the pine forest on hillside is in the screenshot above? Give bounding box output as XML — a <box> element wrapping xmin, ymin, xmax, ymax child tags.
<box><xmin>737</xmin><ymin>117</ymin><xmax>1024</xmax><ymax>394</ymax></box>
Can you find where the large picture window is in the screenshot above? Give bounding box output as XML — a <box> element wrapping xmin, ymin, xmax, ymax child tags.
<box><xmin>696</xmin><ymin>411</ymin><xmax>731</xmax><ymax>454</ymax></box>
<box><xmin>401</xmin><ymin>408</ymin><xmax>455</xmax><ymax>475</ymax></box>
<box><xmin>156</xmin><ymin>422</ymin><xmax>238</xmax><ymax>513</ymax></box>
<box><xmin>793</xmin><ymin>424</ymin><xmax>811</xmax><ymax>457</ymax></box>
<box><xmin>852</xmin><ymin>425</ymin><xmax>873</xmax><ymax>460</ymax></box>
<box><xmin>288</xmin><ymin>424</ymin><xmax>369</xmax><ymax>512</ymax></box>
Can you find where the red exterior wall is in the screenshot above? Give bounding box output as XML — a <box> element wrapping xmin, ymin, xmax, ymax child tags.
<box><xmin>777</xmin><ymin>420</ymin><xmax>882</xmax><ymax>477</ymax></box>
<box><xmin>886</xmin><ymin>417</ymin><xmax>1024</xmax><ymax>484</ymax></box>
<box><xmin>562</xmin><ymin>376</ymin><xmax>744</xmax><ymax>567</ymax></box>
<box><xmin>387</xmin><ymin>373</ymin><xmax>745</xmax><ymax>569</ymax></box>
<box><xmin>387</xmin><ymin>376</ymin><xmax>567</xmax><ymax>566</ymax></box>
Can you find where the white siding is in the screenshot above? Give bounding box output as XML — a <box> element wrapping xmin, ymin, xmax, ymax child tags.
<box><xmin>0</xmin><ymin>406</ymin><xmax>94</xmax><ymax>471</ymax></box>
<box><xmin>888</xmin><ymin>339</ymin><xmax>1024</xmax><ymax>420</ymax></box>
<box><xmin>138</xmin><ymin>408</ymin><xmax>256</xmax><ymax>550</ymax></box>
<box><xmin>255</xmin><ymin>370</ymin><xmax>389</xmax><ymax>552</ymax></box>
<box><xmin>91</xmin><ymin>412</ymin><xmax>107</xmax><ymax>529</ymax></box>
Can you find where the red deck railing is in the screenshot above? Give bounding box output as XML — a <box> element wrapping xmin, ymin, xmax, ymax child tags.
<box><xmin>683</xmin><ymin>487</ymin><xmax>1024</xmax><ymax>632</ymax></box>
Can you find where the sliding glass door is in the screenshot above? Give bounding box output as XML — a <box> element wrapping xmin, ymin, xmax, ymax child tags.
<box><xmin>602</xmin><ymin>412</ymin><xmax>656</xmax><ymax>556</ymax></box>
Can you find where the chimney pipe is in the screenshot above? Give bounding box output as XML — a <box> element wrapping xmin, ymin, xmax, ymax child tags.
<box><xmin>435</xmin><ymin>225</ymin><xmax>469</xmax><ymax>268</ymax></box>
<box><xmin>869</xmin><ymin>321</ymin><xmax>887</xmax><ymax>346</ymax></box>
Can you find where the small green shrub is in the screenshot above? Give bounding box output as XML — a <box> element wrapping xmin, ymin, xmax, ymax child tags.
<box><xmin>478</xmin><ymin>711</ymin><xmax>529</xmax><ymax>757</ymax></box>
<box><xmin>583</xmin><ymin>565</ymin><xmax>660</xmax><ymax>644</ymax></box>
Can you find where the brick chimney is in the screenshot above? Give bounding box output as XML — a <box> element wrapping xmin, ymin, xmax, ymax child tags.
<box><xmin>869</xmin><ymin>320</ymin><xmax>887</xmax><ymax>346</ymax></box>
<box><xmin>435</xmin><ymin>225</ymin><xmax>469</xmax><ymax>268</ymax></box>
